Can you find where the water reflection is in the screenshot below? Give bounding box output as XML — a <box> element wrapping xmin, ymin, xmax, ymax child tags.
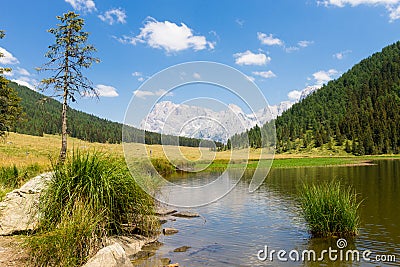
<box><xmin>134</xmin><ymin>160</ymin><xmax>400</xmax><ymax>266</ymax></box>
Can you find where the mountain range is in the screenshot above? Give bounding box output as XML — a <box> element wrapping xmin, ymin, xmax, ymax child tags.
<box><xmin>141</xmin><ymin>86</ymin><xmax>319</xmax><ymax>142</ymax></box>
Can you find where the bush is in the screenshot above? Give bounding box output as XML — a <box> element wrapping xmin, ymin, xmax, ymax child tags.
<box><xmin>27</xmin><ymin>150</ymin><xmax>159</xmax><ymax>266</ymax></box>
<box><xmin>299</xmin><ymin>180</ymin><xmax>361</xmax><ymax>237</ymax></box>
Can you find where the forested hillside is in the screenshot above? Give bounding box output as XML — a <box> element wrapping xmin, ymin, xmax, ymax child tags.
<box><xmin>9</xmin><ymin>82</ymin><xmax>219</xmax><ymax>147</ymax></box>
<box><xmin>229</xmin><ymin>41</ymin><xmax>400</xmax><ymax>155</ymax></box>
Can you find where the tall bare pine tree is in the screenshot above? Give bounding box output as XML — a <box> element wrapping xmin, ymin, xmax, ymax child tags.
<box><xmin>38</xmin><ymin>12</ymin><xmax>99</xmax><ymax>162</ymax></box>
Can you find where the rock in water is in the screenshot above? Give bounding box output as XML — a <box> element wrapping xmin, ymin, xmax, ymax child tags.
<box><xmin>173</xmin><ymin>246</ymin><xmax>191</xmax><ymax>252</ymax></box>
<box><xmin>171</xmin><ymin>211</ymin><xmax>200</xmax><ymax>218</ymax></box>
<box><xmin>162</xmin><ymin>228</ymin><xmax>179</xmax><ymax>235</ymax></box>
<box><xmin>0</xmin><ymin>172</ymin><xmax>53</xmax><ymax>235</ymax></box>
<box><xmin>83</xmin><ymin>243</ymin><xmax>133</xmax><ymax>267</ymax></box>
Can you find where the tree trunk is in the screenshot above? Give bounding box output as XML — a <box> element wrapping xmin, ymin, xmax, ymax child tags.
<box><xmin>59</xmin><ymin>90</ymin><xmax>68</xmax><ymax>162</ymax></box>
<box><xmin>59</xmin><ymin>31</ymin><xmax>70</xmax><ymax>163</ymax></box>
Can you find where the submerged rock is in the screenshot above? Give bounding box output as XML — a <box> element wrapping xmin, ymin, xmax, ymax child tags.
<box><xmin>83</xmin><ymin>243</ymin><xmax>132</xmax><ymax>267</ymax></box>
<box><xmin>162</xmin><ymin>228</ymin><xmax>179</xmax><ymax>235</ymax></box>
<box><xmin>0</xmin><ymin>172</ymin><xmax>53</xmax><ymax>235</ymax></box>
<box><xmin>155</xmin><ymin>207</ymin><xmax>177</xmax><ymax>216</ymax></box>
<box><xmin>173</xmin><ymin>246</ymin><xmax>191</xmax><ymax>252</ymax></box>
<box><xmin>171</xmin><ymin>211</ymin><xmax>200</xmax><ymax>218</ymax></box>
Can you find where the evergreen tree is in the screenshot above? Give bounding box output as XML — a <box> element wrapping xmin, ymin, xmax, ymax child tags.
<box><xmin>0</xmin><ymin>30</ymin><xmax>22</xmax><ymax>138</ymax></box>
<box><xmin>38</xmin><ymin>12</ymin><xmax>99</xmax><ymax>162</ymax></box>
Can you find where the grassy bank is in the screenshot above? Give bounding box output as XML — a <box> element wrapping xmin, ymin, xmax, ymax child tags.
<box><xmin>26</xmin><ymin>150</ymin><xmax>159</xmax><ymax>267</ymax></box>
<box><xmin>0</xmin><ymin>164</ymin><xmax>44</xmax><ymax>200</ymax></box>
<box><xmin>2</xmin><ymin>133</ymin><xmax>400</xmax><ymax>173</ymax></box>
<box><xmin>299</xmin><ymin>180</ymin><xmax>361</xmax><ymax>237</ymax></box>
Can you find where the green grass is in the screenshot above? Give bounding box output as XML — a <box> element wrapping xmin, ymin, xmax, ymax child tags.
<box><xmin>26</xmin><ymin>150</ymin><xmax>159</xmax><ymax>267</ymax></box>
<box><xmin>0</xmin><ymin>163</ymin><xmax>43</xmax><ymax>200</ymax></box>
<box><xmin>299</xmin><ymin>180</ymin><xmax>361</xmax><ymax>237</ymax></box>
<box><xmin>194</xmin><ymin>157</ymin><xmax>369</xmax><ymax>172</ymax></box>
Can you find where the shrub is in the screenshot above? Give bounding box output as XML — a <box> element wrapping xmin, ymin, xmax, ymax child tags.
<box><xmin>299</xmin><ymin>180</ymin><xmax>361</xmax><ymax>237</ymax></box>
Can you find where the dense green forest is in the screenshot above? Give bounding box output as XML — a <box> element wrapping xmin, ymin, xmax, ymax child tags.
<box><xmin>229</xmin><ymin>41</ymin><xmax>400</xmax><ymax>155</ymax></box>
<box><xmin>9</xmin><ymin>82</ymin><xmax>220</xmax><ymax>147</ymax></box>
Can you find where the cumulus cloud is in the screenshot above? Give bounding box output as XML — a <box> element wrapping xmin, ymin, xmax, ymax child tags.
<box><xmin>0</xmin><ymin>47</ymin><xmax>19</xmax><ymax>65</ymax></box>
<box><xmin>65</xmin><ymin>0</ymin><xmax>96</xmax><ymax>13</ymax></box>
<box><xmin>132</xmin><ymin>71</ymin><xmax>145</xmax><ymax>82</ymax></box>
<box><xmin>333</xmin><ymin>50</ymin><xmax>352</xmax><ymax>59</ymax></box>
<box><xmin>257</xmin><ymin>32</ymin><xmax>284</xmax><ymax>46</ymax></box>
<box><xmin>287</xmin><ymin>90</ymin><xmax>302</xmax><ymax>101</ymax></box>
<box><xmin>234</xmin><ymin>50</ymin><xmax>271</xmax><ymax>66</ymax></box>
<box><xmin>98</xmin><ymin>8</ymin><xmax>127</xmax><ymax>25</ymax></box>
<box><xmin>298</xmin><ymin>40</ymin><xmax>314</xmax><ymax>48</ymax></box>
<box><xmin>312</xmin><ymin>69</ymin><xmax>338</xmax><ymax>86</ymax></box>
<box><xmin>252</xmin><ymin>70</ymin><xmax>276</xmax><ymax>79</ymax></box>
<box><xmin>118</xmin><ymin>17</ymin><xmax>214</xmax><ymax>53</ymax></box>
<box><xmin>318</xmin><ymin>0</ymin><xmax>400</xmax><ymax>21</ymax></box>
<box><xmin>133</xmin><ymin>89</ymin><xmax>173</xmax><ymax>99</ymax></box>
<box><xmin>95</xmin><ymin>84</ymin><xmax>119</xmax><ymax>97</ymax></box>
<box><xmin>11</xmin><ymin>76</ymin><xmax>38</xmax><ymax>91</ymax></box>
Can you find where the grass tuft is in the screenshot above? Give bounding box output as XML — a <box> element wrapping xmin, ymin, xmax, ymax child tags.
<box><xmin>26</xmin><ymin>150</ymin><xmax>159</xmax><ymax>266</ymax></box>
<box><xmin>299</xmin><ymin>180</ymin><xmax>361</xmax><ymax>237</ymax></box>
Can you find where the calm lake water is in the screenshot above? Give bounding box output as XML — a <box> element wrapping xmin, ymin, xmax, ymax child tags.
<box><xmin>134</xmin><ymin>160</ymin><xmax>400</xmax><ymax>266</ymax></box>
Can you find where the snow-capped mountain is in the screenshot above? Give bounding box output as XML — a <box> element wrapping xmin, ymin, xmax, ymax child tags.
<box><xmin>141</xmin><ymin>86</ymin><xmax>319</xmax><ymax>142</ymax></box>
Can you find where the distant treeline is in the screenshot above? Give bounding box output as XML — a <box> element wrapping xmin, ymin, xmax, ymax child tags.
<box><xmin>10</xmin><ymin>82</ymin><xmax>221</xmax><ymax>148</ymax></box>
<box><xmin>228</xmin><ymin>41</ymin><xmax>400</xmax><ymax>155</ymax></box>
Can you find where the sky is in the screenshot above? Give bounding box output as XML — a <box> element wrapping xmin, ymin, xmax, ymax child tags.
<box><xmin>1</xmin><ymin>0</ymin><xmax>400</xmax><ymax>123</ymax></box>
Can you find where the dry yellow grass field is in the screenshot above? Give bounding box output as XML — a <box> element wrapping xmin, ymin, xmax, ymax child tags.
<box><xmin>1</xmin><ymin>133</ymin><xmax>271</xmax><ymax>169</ymax></box>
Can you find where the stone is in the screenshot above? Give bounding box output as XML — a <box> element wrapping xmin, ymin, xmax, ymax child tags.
<box><xmin>83</xmin><ymin>243</ymin><xmax>132</xmax><ymax>267</ymax></box>
<box><xmin>155</xmin><ymin>207</ymin><xmax>177</xmax><ymax>216</ymax></box>
<box><xmin>171</xmin><ymin>211</ymin><xmax>200</xmax><ymax>218</ymax></box>
<box><xmin>173</xmin><ymin>246</ymin><xmax>191</xmax><ymax>252</ymax></box>
<box><xmin>106</xmin><ymin>235</ymin><xmax>157</xmax><ymax>259</ymax></box>
<box><xmin>162</xmin><ymin>228</ymin><xmax>179</xmax><ymax>235</ymax></box>
<box><xmin>0</xmin><ymin>172</ymin><xmax>53</xmax><ymax>235</ymax></box>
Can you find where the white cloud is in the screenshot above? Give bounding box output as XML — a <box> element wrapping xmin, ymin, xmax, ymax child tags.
<box><xmin>16</xmin><ymin>67</ymin><xmax>30</xmax><ymax>76</ymax></box>
<box><xmin>122</xmin><ymin>17</ymin><xmax>214</xmax><ymax>53</ymax></box>
<box><xmin>132</xmin><ymin>71</ymin><xmax>142</xmax><ymax>77</ymax></box>
<box><xmin>257</xmin><ymin>32</ymin><xmax>284</xmax><ymax>46</ymax></box>
<box><xmin>318</xmin><ymin>0</ymin><xmax>400</xmax><ymax>21</ymax></box>
<box><xmin>193</xmin><ymin>72</ymin><xmax>201</xmax><ymax>79</ymax></box>
<box><xmin>252</xmin><ymin>70</ymin><xmax>277</xmax><ymax>79</ymax></box>
<box><xmin>333</xmin><ymin>50</ymin><xmax>352</xmax><ymax>59</ymax></box>
<box><xmin>285</xmin><ymin>46</ymin><xmax>300</xmax><ymax>53</ymax></box>
<box><xmin>0</xmin><ymin>47</ymin><xmax>19</xmax><ymax>64</ymax></box>
<box><xmin>298</xmin><ymin>40</ymin><xmax>314</xmax><ymax>48</ymax></box>
<box><xmin>11</xmin><ymin>76</ymin><xmax>38</xmax><ymax>91</ymax></box>
<box><xmin>312</xmin><ymin>69</ymin><xmax>338</xmax><ymax>86</ymax></box>
<box><xmin>246</xmin><ymin>75</ymin><xmax>256</xmax><ymax>82</ymax></box>
<box><xmin>95</xmin><ymin>84</ymin><xmax>118</xmax><ymax>97</ymax></box>
<box><xmin>65</xmin><ymin>0</ymin><xmax>96</xmax><ymax>13</ymax></box>
<box><xmin>98</xmin><ymin>8</ymin><xmax>127</xmax><ymax>25</ymax></box>
<box><xmin>287</xmin><ymin>90</ymin><xmax>302</xmax><ymax>101</ymax></box>
<box><xmin>132</xmin><ymin>71</ymin><xmax>145</xmax><ymax>82</ymax></box>
<box><xmin>234</xmin><ymin>50</ymin><xmax>271</xmax><ymax>66</ymax></box>
<box><xmin>133</xmin><ymin>89</ymin><xmax>173</xmax><ymax>99</ymax></box>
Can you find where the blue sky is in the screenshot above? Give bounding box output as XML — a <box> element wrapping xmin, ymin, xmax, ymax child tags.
<box><xmin>1</xmin><ymin>0</ymin><xmax>400</xmax><ymax>123</ymax></box>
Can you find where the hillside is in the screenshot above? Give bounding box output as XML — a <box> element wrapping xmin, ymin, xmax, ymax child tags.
<box><xmin>230</xmin><ymin>41</ymin><xmax>400</xmax><ymax>155</ymax></box>
<box><xmin>9</xmin><ymin>82</ymin><xmax>218</xmax><ymax>147</ymax></box>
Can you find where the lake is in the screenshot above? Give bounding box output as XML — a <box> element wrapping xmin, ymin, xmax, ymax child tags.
<box><xmin>134</xmin><ymin>160</ymin><xmax>400</xmax><ymax>266</ymax></box>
